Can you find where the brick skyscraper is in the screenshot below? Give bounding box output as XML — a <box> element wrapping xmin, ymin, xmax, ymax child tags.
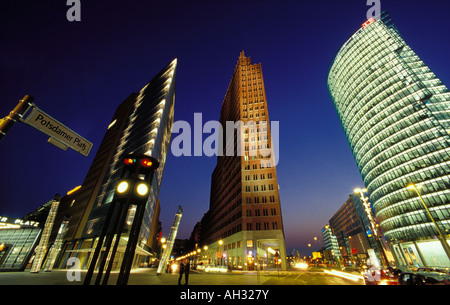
<box><xmin>201</xmin><ymin>51</ymin><xmax>286</xmax><ymax>270</ymax></box>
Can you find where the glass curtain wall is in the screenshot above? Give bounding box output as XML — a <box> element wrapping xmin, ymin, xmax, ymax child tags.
<box><xmin>328</xmin><ymin>12</ymin><xmax>450</xmax><ymax>267</ymax></box>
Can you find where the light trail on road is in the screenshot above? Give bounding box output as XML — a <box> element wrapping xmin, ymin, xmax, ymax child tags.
<box><xmin>323</xmin><ymin>269</ymin><xmax>364</xmax><ymax>282</ymax></box>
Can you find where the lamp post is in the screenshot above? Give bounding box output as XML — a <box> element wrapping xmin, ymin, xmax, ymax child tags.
<box><xmin>218</xmin><ymin>239</ymin><xmax>224</xmax><ymax>266</ymax></box>
<box><xmin>196</xmin><ymin>248</ymin><xmax>201</xmax><ymax>266</ymax></box>
<box><xmin>160</xmin><ymin>237</ymin><xmax>167</xmax><ymax>257</ymax></box>
<box><xmin>407</xmin><ymin>183</ymin><xmax>450</xmax><ymax>261</ymax></box>
<box><xmin>202</xmin><ymin>245</ymin><xmax>209</xmax><ymax>265</ymax></box>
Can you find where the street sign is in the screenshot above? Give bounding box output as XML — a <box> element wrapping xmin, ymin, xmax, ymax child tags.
<box><xmin>24</xmin><ymin>107</ymin><xmax>93</xmax><ymax>156</ymax></box>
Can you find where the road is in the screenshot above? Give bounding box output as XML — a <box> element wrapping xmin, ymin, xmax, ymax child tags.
<box><xmin>8</xmin><ymin>267</ymin><xmax>433</xmax><ymax>305</ymax></box>
<box><xmin>0</xmin><ymin>268</ymin><xmax>364</xmax><ymax>303</ymax></box>
<box><xmin>0</xmin><ymin>267</ymin><xmax>363</xmax><ymax>285</ymax></box>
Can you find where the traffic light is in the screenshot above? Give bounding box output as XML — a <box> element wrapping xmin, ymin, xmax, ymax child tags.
<box><xmin>124</xmin><ymin>157</ymin><xmax>136</xmax><ymax>165</ymax></box>
<box><xmin>122</xmin><ymin>157</ymin><xmax>138</xmax><ymax>178</ymax></box>
<box><xmin>140</xmin><ymin>158</ymin><xmax>153</xmax><ymax>167</ymax></box>
<box><xmin>117</xmin><ymin>181</ymin><xmax>130</xmax><ymax>194</ymax></box>
<box><xmin>114</xmin><ymin>154</ymin><xmax>159</xmax><ymax>205</ymax></box>
<box><xmin>122</xmin><ymin>154</ymin><xmax>158</xmax><ymax>179</ymax></box>
<box><xmin>132</xmin><ymin>180</ymin><xmax>151</xmax><ymax>205</ymax></box>
<box><xmin>136</xmin><ymin>182</ymin><xmax>149</xmax><ymax>196</ymax></box>
<box><xmin>114</xmin><ymin>178</ymin><xmax>133</xmax><ymax>204</ymax></box>
<box><xmin>86</xmin><ymin>153</ymin><xmax>160</xmax><ymax>286</ymax></box>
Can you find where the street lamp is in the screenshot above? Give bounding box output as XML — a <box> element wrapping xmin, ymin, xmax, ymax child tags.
<box><xmin>202</xmin><ymin>245</ymin><xmax>209</xmax><ymax>265</ymax></box>
<box><xmin>196</xmin><ymin>249</ymin><xmax>201</xmax><ymax>266</ymax></box>
<box><xmin>407</xmin><ymin>183</ymin><xmax>450</xmax><ymax>261</ymax></box>
<box><xmin>218</xmin><ymin>240</ymin><xmax>224</xmax><ymax>266</ymax></box>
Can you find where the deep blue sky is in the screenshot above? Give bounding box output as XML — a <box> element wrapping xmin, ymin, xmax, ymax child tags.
<box><xmin>1</xmin><ymin>0</ymin><xmax>449</xmax><ymax>256</ymax></box>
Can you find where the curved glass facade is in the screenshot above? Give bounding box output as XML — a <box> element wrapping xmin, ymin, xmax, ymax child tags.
<box><xmin>328</xmin><ymin>13</ymin><xmax>450</xmax><ymax>266</ymax></box>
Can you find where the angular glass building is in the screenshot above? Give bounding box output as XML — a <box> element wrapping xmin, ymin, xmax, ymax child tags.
<box><xmin>54</xmin><ymin>59</ymin><xmax>177</xmax><ymax>270</ymax></box>
<box><xmin>86</xmin><ymin>58</ymin><xmax>177</xmax><ymax>244</ymax></box>
<box><xmin>328</xmin><ymin>12</ymin><xmax>450</xmax><ymax>267</ymax></box>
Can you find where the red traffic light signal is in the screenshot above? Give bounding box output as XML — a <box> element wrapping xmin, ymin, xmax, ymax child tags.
<box><xmin>124</xmin><ymin>156</ymin><xmax>154</xmax><ymax>168</ymax></box>
<box><xmin>140</xmin><ymin>159</ymin><xmax>153</xmax><ymax>167</ymax></box>
<box><xmin>124</xmin><ymin>158</ymin><xmax>136</xmax><ymax>165</ymax></box>
<box><xmin>121</xmin><ymin>154</ymin><xmax>159</xmax><ymax>181</ymax></box>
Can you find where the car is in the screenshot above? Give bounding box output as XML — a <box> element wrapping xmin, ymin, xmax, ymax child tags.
<box><xmin>417</xmin><ymin>267</ymin><xmax>450</xmax><ymax>278</ymax></box>
<box><xmin>398</xmin><ymin>272</ymin><xmax>450</xmax><ymax>285</ymax></box>
<box><xmin>293</xmin><ymin>262</ymin><xmax>309</xmax><ymax>270</ymax></box>
<box><xmin>417</xmin><ymin>267</ymin><xmax>450</xmax><ymax>273</ymax></box>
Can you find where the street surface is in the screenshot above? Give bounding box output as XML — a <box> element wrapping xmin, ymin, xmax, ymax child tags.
<box><xmin>0</xmin><ymin>267</ymin><xmax>363</xmax><ymax>285</ymax></box>
<box><xmin>0</xmin><ymin>267</ymin><xmax>423</xmax><ymax>304</ymax></box>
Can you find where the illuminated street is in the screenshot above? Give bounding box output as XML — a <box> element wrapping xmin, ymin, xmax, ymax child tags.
<box><xmin>2</xmin><ymin>3</ymin><xmax>449</xmax><ymax>296</ymax></box>
<box><xmin>0</xmin><ymin>268</ymin><xmax>363</xmax><ymax>285</ymax></box>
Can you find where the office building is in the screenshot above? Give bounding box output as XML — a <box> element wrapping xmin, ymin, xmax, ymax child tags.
<box><xmin>328</xmin><ymin>12</ymin><xmax>450</xmax><ymax>267</ymax></box>
<box><xmin>0</xmin><ymin>216</ymin><xmax>42</xmax><ymax>271</ymax></box>
<box><xmin>328</xmin><ymin>194</ymin><xmax>382</xmax><ymax>265</ymax></box>
<box><xmin>200</xmin><ymin>51</ymin><xmax>286</xmax><ymax>270</ymax></box>
<box><xmin>52</xmin><ymin>59</ymin><xmax>177</xmax><ymax>270</ymax></box>
<box><xmin>321</xmin><ymin>224</ymin><xmax>341</xmax><ymax>262</ymax></box>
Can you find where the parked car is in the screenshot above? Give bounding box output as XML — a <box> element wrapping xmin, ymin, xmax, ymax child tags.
<box><xmin>398</xmin><ymin>272</ymin><xmax>450</xmax><ymax>285</ymax></box>
<box><xmin>416</xmin><ymin>267</ymin><xmax>450</xmax><ymax>278</ymax></box>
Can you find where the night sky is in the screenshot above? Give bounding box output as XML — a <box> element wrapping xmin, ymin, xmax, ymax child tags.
<box><xmin>1</xmin><ymin>0</ymin><xmax>449</xmax><ymax>256</ymax></box>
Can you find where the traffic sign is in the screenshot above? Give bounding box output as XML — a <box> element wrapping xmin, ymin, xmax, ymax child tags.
<box><xmin>24</xmin><ymin>107</ymin><xmax>93</xmax><ymax>156</ymax></box>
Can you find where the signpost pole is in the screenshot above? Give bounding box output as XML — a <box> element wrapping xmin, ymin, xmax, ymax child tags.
<box><xmin>0</xmin><ymin>95</ymin><xmax>34</xmax><ymax>141</ymax></box>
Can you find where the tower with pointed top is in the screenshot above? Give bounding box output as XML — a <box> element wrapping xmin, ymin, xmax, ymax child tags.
<box><xmin>200</xmin><ymin>51</ymin><xmax>287</xmax><ymax>270</ymax></box>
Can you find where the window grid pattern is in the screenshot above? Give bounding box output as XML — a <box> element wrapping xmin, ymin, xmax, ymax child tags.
<box><xmin>328</xmin><ymin>15</ymin><xmax>450</xmax><ymax>243</ymax></box>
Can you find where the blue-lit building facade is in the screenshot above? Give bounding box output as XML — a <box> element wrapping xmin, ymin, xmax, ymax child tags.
<box><xmin>328</xmin><ymin>12</ymin><xmax>450</xmax><ymax>267</ymax></box>
<box><xmin>321</xmin><ymin>224</ymin><xmax>341</xmax><ymax>263</ymax></box>
<box><xmin>84</xmin><ymin>59</ymin><xmax>176</xmax><ymax>242</ymax></box>
<box><xmin>55</xmin><ymin>59</ymin><xmax>177</xmax><ymax>269</ymax></box>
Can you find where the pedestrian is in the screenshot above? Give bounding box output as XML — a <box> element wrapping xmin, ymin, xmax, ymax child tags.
<box><xmin>184</xmin><ymin>259</ymin><xmax>190</xmax><ymax>285</ymax></box>
<box><xmin>178</xmin><ymin>260</ymin><xmax>185</xmax><ymax>285</ymax></box>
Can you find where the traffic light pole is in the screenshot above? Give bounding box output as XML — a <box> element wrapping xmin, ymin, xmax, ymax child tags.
<box><xmin>84</xmin><ymin>154</ymin><xmax>159</xmax><ymax>285</ymax></box>
<box><xmin>85</xmin><ymin>181</ymin><xmax>131</xmax><ymax>285</ymax></box>
<box><xmin>83</xmin><ymin>199</ymin><xmax>118</xmax><ymax>285</ymax></box>
<box><xmin>116</xmin><ymin>202</ymin><xmax>146</xmax><ymax>285</ymax></box>
<box><xmin>116</xmin><ymin>161</ymin><xmax>158</xmax><ymax>285</ymax></box>
<box><xmin>96</xmin><ymin>200</ymin><xmax>128</xmax><ymax>285</ymax></box>
<box><xmin>101</xmin><ymin>200</ymin><xmax>130</xmax><ymax>285</ymax></box>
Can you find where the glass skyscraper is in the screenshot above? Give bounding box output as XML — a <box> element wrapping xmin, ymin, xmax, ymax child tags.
<box><xmin>85</xmin><ymin>58</ymin><xmax>177</xmax><ymax>245</ymax></box>
<box><xmin>328</xmin><ymin>12</ymin><xmax>450</xmax><ymax>267</ymax></box>
<box><xmin>54</xmin><ymin>59</ymin><xmax>176</xmax><ymax>270</ymax></box>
